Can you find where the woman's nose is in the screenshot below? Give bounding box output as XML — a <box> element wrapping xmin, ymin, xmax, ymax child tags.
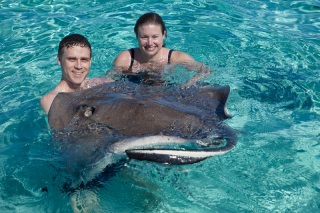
<box><xmin>147</xmin><ymin>38</ymin><xmax>153</xmax><ymax>45</ymax></box>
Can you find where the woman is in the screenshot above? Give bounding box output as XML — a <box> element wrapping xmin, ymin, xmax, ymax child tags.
<box><xmin>110</xmin><ymin>12</ymin><xmax>210</xmax><ymax>87</ymax></box>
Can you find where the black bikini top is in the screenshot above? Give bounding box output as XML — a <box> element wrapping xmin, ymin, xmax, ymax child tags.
<box><xmin>128</xmin><ymin>48</ymin><xmax>175</xmax><ymax>70</ymax></box>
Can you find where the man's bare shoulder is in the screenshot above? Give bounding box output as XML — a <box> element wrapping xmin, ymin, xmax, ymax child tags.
<box><xmin>40</xmin><ymin>81</ymin><xmax>67</xmax><ymax>114</ymax></box>
<box><xmin>40</xmin><ymin>90</ymin><xmax>59</xmax><ymax>114</ymax></box>
<box><xmin>41</xmin><ymin>91</ymin><xmax>57</xmax><ymax>103</ymax></box>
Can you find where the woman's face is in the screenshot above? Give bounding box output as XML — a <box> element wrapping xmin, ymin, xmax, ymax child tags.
<box><xmin>137</xmin><ymin>24</ymin><xmax>166</xmax><ymax>59</ymax></box>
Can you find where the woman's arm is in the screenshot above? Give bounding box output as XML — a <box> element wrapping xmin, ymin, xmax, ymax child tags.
<box><xmin>170</xmin><ymin>51</ymin><xmax>211</xmax><ymax>88</ymax></box>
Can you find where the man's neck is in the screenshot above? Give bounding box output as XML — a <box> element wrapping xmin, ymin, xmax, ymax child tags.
<box><xmin>59</xmin><ymin>80</ymin><xmax>83</xmax><ymax>92</ymax></box>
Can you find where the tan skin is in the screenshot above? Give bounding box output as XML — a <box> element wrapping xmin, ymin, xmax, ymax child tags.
<box><xmin>40</xmin><ymin>45</ymin><xmax>113</xmax><ymax>114</ymax></box>
<box><xmin>111</xmin><ymin>23</ymin><xmax>210</xmax><ymax>87</ymax></box>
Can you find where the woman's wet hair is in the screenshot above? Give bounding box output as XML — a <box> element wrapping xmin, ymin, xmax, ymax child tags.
<box><xmin>58</xmin><ymin>34</ymin><xmax>92</xmax><ymax>58</ymax></box>
<box><xmin>134</xmin><ymin>12</ymin><xmax>167</xmax><ymax>47</ymax></box>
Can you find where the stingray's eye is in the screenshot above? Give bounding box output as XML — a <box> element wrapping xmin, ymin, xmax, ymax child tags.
<box><xmin>84</xmin><ymin>107</ymin><xmax>94</xmax><ymax>117</ymax></box>
<box><xmin>83</xmin><ymin>106</ymin><xmax>95</xmax><ymax>117</ymax></box>
<box><xmin>75</xmin><ymin>104</ymin><xmax>95</xmax><ymax>117</ymax></box>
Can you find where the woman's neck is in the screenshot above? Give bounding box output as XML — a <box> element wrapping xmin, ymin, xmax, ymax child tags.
<box><xmin>138</xmin><ymin>48</ymin><xmax>165</xmax><ymax>63</ymax></box>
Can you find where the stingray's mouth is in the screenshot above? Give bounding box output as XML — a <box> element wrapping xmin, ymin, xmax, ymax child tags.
<box><xmin>125</xmin><ymin>136</ymin><xmax>237</xmax><ymax>164</ymax></box>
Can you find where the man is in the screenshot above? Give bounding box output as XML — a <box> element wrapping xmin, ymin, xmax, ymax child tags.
<box><xmin>40</xmin><ymin>34</ymin><xmax>112</xmax><ymax>114</ymax></box>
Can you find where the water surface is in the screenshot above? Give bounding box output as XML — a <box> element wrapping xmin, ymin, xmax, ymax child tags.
<box><xmin>0</xmin><ymin>0</ymin><xmax>319</xmax><ymax>212</ymax></box>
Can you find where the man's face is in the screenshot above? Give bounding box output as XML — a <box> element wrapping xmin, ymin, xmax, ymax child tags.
<box><xmin>58</xmin><ymin>45</ymin><xmax>91</xmax><ymax>86</ymax></box>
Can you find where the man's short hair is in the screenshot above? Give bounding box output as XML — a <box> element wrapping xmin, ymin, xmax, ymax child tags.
<box><xmin>58</xmin><ymin>34</ymin><xmax>92</xmax><ymax>58</ymax></box>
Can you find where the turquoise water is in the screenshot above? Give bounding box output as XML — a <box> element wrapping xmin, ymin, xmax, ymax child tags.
<box><xmin>1</xmin><ymin>0</ymin><xmax>319</xmax><ymax>212</ymax></box>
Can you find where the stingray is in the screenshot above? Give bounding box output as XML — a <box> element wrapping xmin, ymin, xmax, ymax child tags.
<box><xmin>48</xmin><ymin>81</ymin><xmax>237</xmax><ymax>187</ymax></box>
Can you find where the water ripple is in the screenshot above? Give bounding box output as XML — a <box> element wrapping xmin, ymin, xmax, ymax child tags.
<box><xmin>0</xmin><ymin>0</ymin><xmax>320</xmax><ymax>212</ymax></box>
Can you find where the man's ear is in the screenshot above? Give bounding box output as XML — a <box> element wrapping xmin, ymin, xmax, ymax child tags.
<box><xmin>57</xmin><ymin>56</ymin><xmax>61</xmax><ymax>66</ymax></box>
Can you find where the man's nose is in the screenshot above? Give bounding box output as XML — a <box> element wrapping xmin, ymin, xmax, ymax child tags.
<box><xmin>75</xmin><ymin>60</ymin><xmax>83</xmax><ymax>69</ymax></box>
